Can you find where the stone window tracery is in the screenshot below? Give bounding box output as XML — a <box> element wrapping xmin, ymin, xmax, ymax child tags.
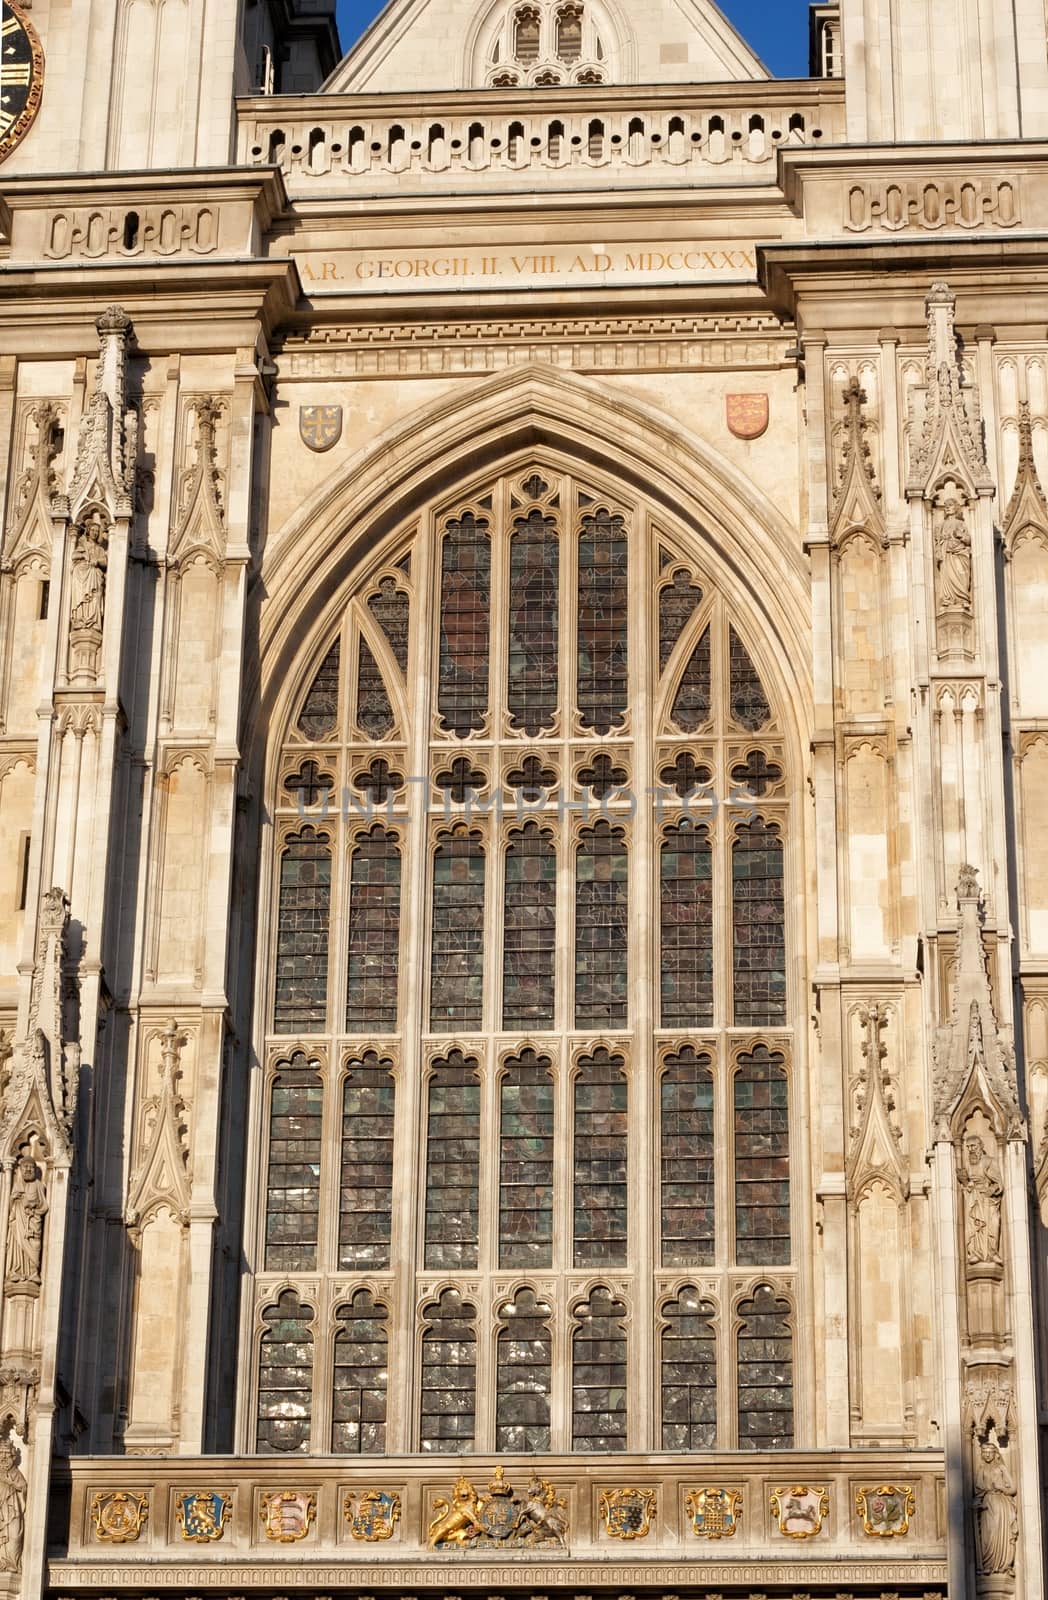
<box><xmin>251</xmin><ymin>460</ymin><xmax>797</xmax><ymax>1453</ymax></box>
<box><xmin>478</xmin><ymin>0</ymin><xmax>609</xmax><ymax>86</ymax></box>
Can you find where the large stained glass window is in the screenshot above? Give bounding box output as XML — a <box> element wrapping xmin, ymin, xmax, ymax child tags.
<box><xmin>257</xmin><ymin>463</ymin><xmax>795</xmax><ymax>1457</ymax></box>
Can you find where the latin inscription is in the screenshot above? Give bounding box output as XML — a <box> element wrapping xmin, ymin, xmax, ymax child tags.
<box><xmin>295</xmin><ymin>243</ymin><xmax>757</xmax><ymax>294</ymax></box>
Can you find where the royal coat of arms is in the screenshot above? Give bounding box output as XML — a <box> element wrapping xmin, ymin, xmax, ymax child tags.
<box><xmin>176</xmin><ymin>1490</ymin><xmax>232</xmax><ymax>1542</ymax></box>
<box><xmin>726</xmin><ymin>393</ymin><xmax>770</xmax><ymax>439</ymax></box>
<box><xmin>90</xmin><ymin>1489</ymin><xmax>149</xmax><ymax>1543</ymax></box>
<box><xmin>685</xmin><ymin>1486</ymin><xmax>742</xmax><ymax>1539</ymax></box>
<box><xmin>259</xmin><ymin>1489</ymin><xmax>316</xmax><ymax>1542</ymax></box>
<box><xmin>856</xmin><ymin>1484</ymin><xmax>915</xmax><ymax>1537</ymax></box>
<box><xmin>299</xmin><ymin>405</ymin><xmax>343</xmax><ymax>452</ymax></box>
<box><xmin>598</xmin><ymin>1486</ymin><xmax>656</xmax><ymax>1540</ymax></box>
<box><xmin>345</xmin><ymin>1488</ymin><xmax>402</xmax><ymax>1541</ymax></box>
<box><xmin>428</xmin><ymin>1466</ymin><xmax>568</xmax><ymax>1548</ymax></box>
<box><xmin>771</xmin><ymin>1484</ymin><xmax>829</xmax><ymax>1538</ymax></box>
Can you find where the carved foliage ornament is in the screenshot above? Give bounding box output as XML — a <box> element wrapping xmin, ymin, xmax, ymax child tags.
<box><xmin>598</xmin><ymin>1486</ymin><xmax>656</xmax><ymax>1540</ymax></box>
<box><xmin>770</xmin><ymin>1485</ymin><xmax>829</xmax><ymax>1539</ymax></box>
<box><xmin>428</xmin><ymin>1467</ymin><xmax>567</xmax><ymax>1548</ymax></box>
<box><xmin>90</xmin><ymin>1490</ymin><xmax>149</xmax><ymax>1544</ymax></box>
<box><xmin>907</xmin><ymin>282</ymin><xmax>991</xmax><ymax>498</ymax></box>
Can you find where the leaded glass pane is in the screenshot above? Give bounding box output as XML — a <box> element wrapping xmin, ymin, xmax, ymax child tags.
<box><xmin>577</xmin><ymin>509</ymin><xmax>627</xmax><ymax>733</ymax></box>
<box><xmin>273</xmin><ymin>828</ymin><xmax>330</xmax><ymax>1033</ymax></box>
<box><xmin>357</xmin><ymin>637</ymin><xmax>395</xmax><ymax>739</ymax></box>
<box><xmin>297</xmin><ymin>640</ymin><xmax>340</xmax><ymax>740</ymax></box>
<box><xmin>659</xmin><ymin>569</ymin><xmax>703</xmax><ymax>670</ymax></box>
<box><xmin>346</xmin><ymin>826</ymin><xmax>401</xmax><ymax>1031</ymax></box>
<box><xmin>420</xmin><ymin>1289</ymin><xmax>476</xmax><ymax>1452</ymax></box>
<box><xmin>737</xmin><ymin>1284</ymin><xmax>793</xmax><ymax>1448</ymax></box>
<box><xmin>660</xmin><ymin>1048</ymin><xmax>714</xmax><ymax>1266</ymax></box>
<box><xmin>368</xmin><ymin>577</ymin><xmax>410</xmax><ymax>672</ymax></box>
<box><xmin>661</xmin><ymin>1288</ymin><xmax>716</xmax><ymax>1449</ymax></box>
<box><xmin>508</xmin><ymin>508</ymin><xmax>559</xmax><ymax>735</ymax></box>
<box><xmin>660</xmin><ymin>821</ymin><xmax>713</xmax><ymax>1028</ymax></box>
<box><xmin>499</xmin><ymin>1051</ymin><xmax>554</xmax><ymax>1269</ymax></box>
<box><xmin>257</xmin><ymin>1290</ymin><xmax>313</xmax><ymax>1453</ymax></box>
<box><xmin>264</xmin><ymin>1055</ymin><xmax>322</xmax><ymax>1271</ymax></box>
<box><xmin>332</xmin><ymin>1289</ymin><xmax>388</xmax><ymax>1454</ymax></box>
<box><xmin>503</xmin><ymin>823</ymin><xmax>556</xmax><ymax>1028</ymax></box>
<box><xmin>496</xmin><ymin>1288</ymin><xmax>552</xmax><ymax>1451</ymax></box>
<box><xmin>729</xmin><ymin>626</ymin><xmax>771</xmax><ymax>730</ymax></box>
<box><xmin>575</xmin><ymin>820</ymin><xmax>628</xmax><ymax>1028</ymax></box>
<box><xmin>732</xmin><ymin>819</ymin><xmax>786</xmax><ymax>1026</ymax></box>
<box><xmin>734</xmin><ymin>1046</ymin><xmax>790</xmax><ymax>1265</ymax></box>
<box><xmin>338</xmin><ymin>1053</ymin><xmax>395</xmax><ymax>1270</ymax></box>
<box><xmin>671</xmin><ymin>625</ymin><xmax>712</xmax><ymax>731</ymax></box>
<box><xmin>573</xmin><ymin>1050</ymin><xmax>627</xmax><ymax>1268</ymax></box>
<box><xmin>430</xmin><ymin>832</ymin><xmax>485</xmax><ymax>1030</ymax></box>
<box><xmin>425</xmin><ymin>1052</ymin><xmax>480</xmax><ymax>1269</ymax></box>
<box><xmin>439</xmin><ymin>512</ymin><xmax>491</xmax><ymax>737</ymax></box>
<box><xmin>572</xmin><ymin>1287</ymin><xmax>627</xmax><ymax>1451</ymax></box>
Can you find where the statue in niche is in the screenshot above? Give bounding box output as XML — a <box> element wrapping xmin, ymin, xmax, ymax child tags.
<box><xmin>5</xmin><ymin>1152</ymin><xmax>48</xmax><ymax>1288</ymax></box>
<box><xmin>0</xmin><ymin>1438</ymin><xmax>26</xmax><ymax>1573</ymax></box>
<box><xmin>960</xmin><ymin>1133</ymin><xmax>1004</xmax><ymax>1267</ymax></box>
<box><xmin>934</xmin><ymin>495</ymin><xmax>973</xmax><ymax>613</ymax></box>
<box><xmin>973</xmin><ymin>1439</ymin><xmax>1018</xmax><ymax>1575</ymax></box>
<box><xmin>69</xmin><ymin>510</ymin><xmax>108</xmax><ymax>634</ymax></box>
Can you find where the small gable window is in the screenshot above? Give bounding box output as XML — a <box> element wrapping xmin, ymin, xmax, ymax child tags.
<box><xmin>482</xmin><ymin>0</ymin><xmax>607</xmax><ymax>86</ymax></box>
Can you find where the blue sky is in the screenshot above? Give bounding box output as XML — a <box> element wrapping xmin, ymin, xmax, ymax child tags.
<box><xmin>333</xmin><ymin>0</ymin><xmax>813</xmax><ymax>77</ymax></box>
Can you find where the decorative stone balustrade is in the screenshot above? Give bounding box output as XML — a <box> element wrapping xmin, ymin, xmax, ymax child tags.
<box><xmin>236</xmin><ymin>82</ymin><xmax>846</xmax><ymax>195</ymax></box>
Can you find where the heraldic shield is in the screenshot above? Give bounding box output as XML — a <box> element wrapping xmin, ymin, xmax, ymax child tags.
<box><xmin>345</xmin><ymin>1488</ymin><xmax>402</xmax><ymax>1541</ymax></box>
<box><xmin>176</xmin><ymin>1490</ymin><xmax>231</xmax><ymax>1542</ymax></box>
<box><xmin>685</xmin><ymin>1486</ymin><xmax>742</xmax><ymax>1539</ymax></box>
<box><xmin>299</xmin><ymin>405</ymin><xmax>343</xmax><ymax>452</ymax></box>
<box><xmin>726</xmin><ymin>393</ymin><xmax>770</xmax><ymax>439</ymax></box>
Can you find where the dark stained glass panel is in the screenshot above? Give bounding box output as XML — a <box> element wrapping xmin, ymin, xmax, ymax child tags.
<box><xmin>420</xmin><ymin>1289</ymin><xmax>476</xmax><ymax>1452</ymax></box>
<box><xmin>338</xmin><ymin>1053</ymin><xmax>395</xmax><ymax>1270</ymax></box>
<box><xmin>573</xmin><ymin>1050</ymin><xmax>627</xmax><ymax>1268</ymax></box>
<box><xmin>499</xmin><ymin>1051</ymin><xmax>554</xmax><ymax>1269</ymax></box>
<box><xmin>438</xmin><ymin>513</ymin><xmax>491</xmax><ymax>736</ymax></box>
<box><xmin>425</xmin><ymin>1053</ymin><xmax>480</xmax><ymax>1269</ymax></box>
<box><xmin>575</xmin><ymin>821</ymin><xmax>628</xmax><ymax>1028</ymax></box>
<box><xmin>732</xmin><ymin>819</ymin><xmax>786</xmax><ymax>1026</ymax></box>
<box><xmin>671</xmin><ymin>625</ymin><xmax>712</xmax><ymax>732</ymax></box>
<box><xmin>660</xmin><ymin>822</ymin><xmax>713</xmax><ymax>1028</ymax></box>
<box><xmin>297</xmin><ymin>640</ymin><xmax>340</xmax><ymax>740</ymax></box>
<box><xmin>508</xmin><ymin>509</ymin><xmax>559</xmax><ymax>735</ymax></box>
<box><xmin>729</xmin><ymin>627</ymin><xmax>772</xmax><ymax>730</ymax></box>
<box><xmin>496</xmin><ymin>1288</ymin><xmax>552</xmax><ymax>1451</ymax></box>
<box><xmin>661</xmin><ymin>1288</ymin><xmax>716</xmax><ymax>1449</ymax></box>
<box><xmin>332</xmin><ymin>1289</ymin><xmax>388</xmax><ymax>1454</ymax></box>
<box><xmin>430</xmin><ymin>832</ymin><xmax>485</xmax><ymax>1030</ymax></box>
<box><xmin>734</xmin><ymin>1045</ymin><xmax>790</xmax><ymax>1265</ymax></box>
<box><xmin>659</xmin><ymin>569</ymin><xmax>704</xmax><ymax>671</ymax></box>
<box><xmin>660</xmin><ymin>1048</ymin><xmax>714</xmax><ymax>1266</ymax></box>
<box><xmin>503</xmin><ymin>823</ymin><xmax>556</xmax><ymax>1028</ymax></box>
<box><xmin>368</xmin><ymin>577</ymin><xmax>410</xmax><ymax>672</ymax></box>
<box><xmin>572</xmin><ymin>1286</ymin><xmax>627</xmax><ymax>1451</ymax></box>
<box><xmin>737</xmin><ymin>1284</ymin><xmax>793</xmax><ymax>1448</ymax></box>
<box><xmin>257</xmin><ymin>1290</ymin><xmax>313</xmax><ymax>1453</ymax></box>
<box><xmin>577</xmin><ymin>510</ymin><xmax>628</xmax><ymax>733</ymax></box>
<box><xmin>264</xmin><ymin>1054</ymin><xmax>322</xmax><ymax>1271</ymax></box>
<box><xmin>346</xmin><ymin>826</ymin><xmax>401</xmax><ymax>1031</ymax></box>
<box><xmin>273</xmin><ymin>829</ymin><xmax>330</xmax><ymax>1033</ymax></box>
<box><xmin>357</xmin><ymin>637</ymin><xmax>396</xmax><ymax>739</ymax></box>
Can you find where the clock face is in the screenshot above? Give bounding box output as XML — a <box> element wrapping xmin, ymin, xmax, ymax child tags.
<box><xmin>0</xmin><ymin>0</ymin><xmax>42</xmax><ymax>163</ymax></box>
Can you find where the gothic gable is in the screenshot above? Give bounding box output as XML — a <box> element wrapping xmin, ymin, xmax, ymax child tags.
<box><xmin>324</xmin><ymin>0</ymin><xmax>768</xmax><ymax>93</ymax></box>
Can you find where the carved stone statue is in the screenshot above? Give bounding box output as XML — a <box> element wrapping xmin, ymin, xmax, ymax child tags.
<box><xmin>935</xmin><ymin>496</ymin><xmax>973</xmax><ymax>613</ymax></box>
<box><xmin>6</xmin><ymin>1153</ymin><xmax>48</xmax><ymax>1288</ymax></box>
<box><xmin>960</xmin><ymin>1134</ymin><xmax>1004</xmax><ymax>1267</ymax></box>
<box><xmin>69</xmin><ymin>511</ymin><xmax>108</xmax><ymax>634</ymax></box>
<box><xmin>973</xmin><ymin>1440</ymin><xmax>1018</xmax><ymax>1576</ymax></box>
<box><xmin>0</xmin><ymin>1439</ymin><xmax>26</xmax><ymax>1574</ymax></box>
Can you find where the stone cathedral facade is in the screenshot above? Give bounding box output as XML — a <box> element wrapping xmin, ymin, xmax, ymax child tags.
<box><xmin>1</xmin><ymin>0</ymin><xmax>1048</xmax><ymax>1596</ymax></box>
